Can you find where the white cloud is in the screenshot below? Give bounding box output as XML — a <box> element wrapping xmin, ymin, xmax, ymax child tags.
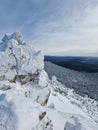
<box><xmin>30</xmin><ymin>0</ymin><xmax>98</xmax><ymax>56</ymax></box>
<box><xmin>0</xmin><ymin>0</ymin><xmax>98</xmax><ymax>56</ymax></box>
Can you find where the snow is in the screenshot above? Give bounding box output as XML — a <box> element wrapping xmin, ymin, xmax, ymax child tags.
<box><xmin>38</xmin><ymin>70</ymin><xmax>49</xmax><ymax>88</ymax></box>
<box><xmin>0</xmin><ymin>52</ymin><xmax>16</xmax><ymax>81</ymax></box>
<box><xmin>0</xmin><ymin>32</ymin><xmax>44</xmax><ymax>82</ymax></box>
<box><xmin>45</xmin><ymin>61</ymin><xmax>98</xmax><ymax>101</ymax></box>
<box><xmin>48</xmin><ymin>91</ymin><xmax>88</xmax><ymax>118</ymax></box>
<box><xmin>6</xmin><ymin>38</ymin><xmax>44</xmax><ymax>75</ymax></box>
<box><xmin>0</xmin><ymin>80</ymin><xmax>98</xmax><ymax>130</ymax></box>
<box><xmin>0</xmin><ymin>93</ymin><xmax>17</xmax><ymax>130</ymax></box>
<box><xmin>0</xmin><ymin>32</ymin><xmax>98</xmax><ymax>130</ymax></box>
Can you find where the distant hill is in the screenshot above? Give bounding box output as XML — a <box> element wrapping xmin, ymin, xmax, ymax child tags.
<box><xmin>45</xmin><ymin>56</ymin><xmax>98</xmax><ymax>72</ymax></box>
<box><xmin>44</xmin><ymin>61</ymin><xmax>98</xmax><ymax>100</ymax></box>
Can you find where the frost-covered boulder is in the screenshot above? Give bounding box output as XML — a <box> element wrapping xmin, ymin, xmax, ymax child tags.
<box><xmin>0</xmin><ymin>32</ymin><xmax>44</xmax><ymax>82</ymax></box>
<box><xmin>6</xmin><ymin>38</ymin><xmax>44</xmax><ymax>75</ymax></box>
<box><xmin>36</xmin><ymin>88</ymin><xmax>50</xmax><ymax>106</ymax></box>
<box><xmin>0</xmin><ymin>52</ymin><xmax>16</xmax><ymax>81</ymax></box>
<box><xmin>38</xmin><ymin>70</ymin><xmax>49</xmax><ymax>88</ymax></box>
<box><xmin>2</xmin><ymin>32</ymin><xmax>22</xmax><ymax>44</ymax></box>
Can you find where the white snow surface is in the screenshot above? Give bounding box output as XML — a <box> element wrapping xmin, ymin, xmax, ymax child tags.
<box><xmin>0</xmin><ymin>32</ymin><xmax>98</xmax><ymax>130</ymax></box>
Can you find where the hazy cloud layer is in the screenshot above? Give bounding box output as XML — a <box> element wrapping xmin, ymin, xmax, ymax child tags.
<box><xmin>0</xmin><ymin>0</ymin><xmax>98</xmax><ymax>56</ymax></box>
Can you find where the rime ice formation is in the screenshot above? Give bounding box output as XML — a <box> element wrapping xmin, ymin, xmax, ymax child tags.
<box><xmin>0</xmin><ymin>32</ymin><xmax>44</xmax><ymax>83</ymax></box>
<box><xmin>0</xmin><ymin>32</ymin><xmax>98</xmax><ymax>130</ymax></box>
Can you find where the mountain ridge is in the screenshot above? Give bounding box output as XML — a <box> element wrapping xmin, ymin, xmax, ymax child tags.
<box><xmin>0</xmin><ymin>32</ymin><xmax>98</xmax><ymax>130</ymax></box>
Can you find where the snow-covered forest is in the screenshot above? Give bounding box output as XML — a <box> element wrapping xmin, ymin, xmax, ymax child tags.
<box><xmin>45</xmin><ymin>61</ymin><xmax>98</xmax><ymax>100</ymax></box>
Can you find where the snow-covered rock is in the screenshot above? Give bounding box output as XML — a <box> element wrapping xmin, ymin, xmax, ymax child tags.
<box><xmin>34</xmin><ymin>115</ymin><xmax>53</xmax><ymax>130</ymax></box>
<box><xmin>0</xmin><ymin>32</ymin><xmax>22</xmax><ymax>51</ymax></box>
<box><xmin>36</xmin><ymin>88</ymin><xmax>50</xmax><ymax>106</ymax></box>
<box><xmin>0</xmin><ymin>52</ymin><xmax>16</xmax><ymax>81</ymax></box>
<box><xmin>38</xmin><ymin>70</ymin><xmax>49</xmax><ymax>88</ymax></box>
<box><xmin>0</xmin><ymin>32</ymin><xmax>98</xmax><ymax>130</ymax></box>
<box><xmin>0</xmin><ymin>94</ymin><xmax>17</xmax><ymax>130</ymax></box>
<box><xmin>0</xmin><ymin>32</ymin><xmax>44</xmax><ymax>82</ymax></box>
<box><xmin>64</xmin><ymin>116</ymin><xmax>86</xmax><ymax>130</ymax></box>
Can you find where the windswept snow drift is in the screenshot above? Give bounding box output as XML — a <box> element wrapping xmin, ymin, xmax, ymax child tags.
<box><xmin>0</xmin><ymin>32</ymin><xmax>98</xmax><ymax>130</ymax></box>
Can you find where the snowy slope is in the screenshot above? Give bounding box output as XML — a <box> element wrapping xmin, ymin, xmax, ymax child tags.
<box><xmin>44</xmin><ymin>61</ymin><xmax>98</xmax><ymax>100</ymax></box>
<box><xmin>0</xmin><ymin>81</ymin><xmax>98</xmax><ymax>130</ymax></box>
<box><xmin>0</xmin><ymin>32</ymin><xmax>98</xmax><ymax>130</ymax></box>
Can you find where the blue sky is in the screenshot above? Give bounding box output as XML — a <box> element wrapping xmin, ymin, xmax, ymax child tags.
<box><xmin>0</xmin><ymin>0</ymin><xmax>98</xmax><ymax>56</ymax></box>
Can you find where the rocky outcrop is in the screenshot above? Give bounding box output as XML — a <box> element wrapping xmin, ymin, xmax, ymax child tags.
<box><xmin>0</xmin><ymin>32</ymin><xmax>98</xmax><ymax>130</ymax></box>
<box><xmin>0</xmin><ymin>32</ymin><xmax>45</xmax><ymax>86</ymax></box>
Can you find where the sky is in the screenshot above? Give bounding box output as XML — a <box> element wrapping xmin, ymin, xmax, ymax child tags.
<box><xmin>0</xmin><ymin>0</ymin><xmax>98</xmax><ymax>56</ymax></box>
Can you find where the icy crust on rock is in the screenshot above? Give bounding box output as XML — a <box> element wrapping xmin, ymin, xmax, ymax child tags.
<box><xmin>38</xmin><ymin>70</ymin><xmax>49</xmax><ymax>87</ymax></box>
<box><xmin>0</xmin><ymin>32</ymin><xmax>44</xmax><ymax>82</ymax></box>
<box><xmin>0</xmin><ymin>32</ymin><xmax>22</xmax><ymax>51</ymax></box>
<box><xmin>0</xmin><ymin>52</ymin><xmax>17</xmax><ymax>81</ymax></box>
